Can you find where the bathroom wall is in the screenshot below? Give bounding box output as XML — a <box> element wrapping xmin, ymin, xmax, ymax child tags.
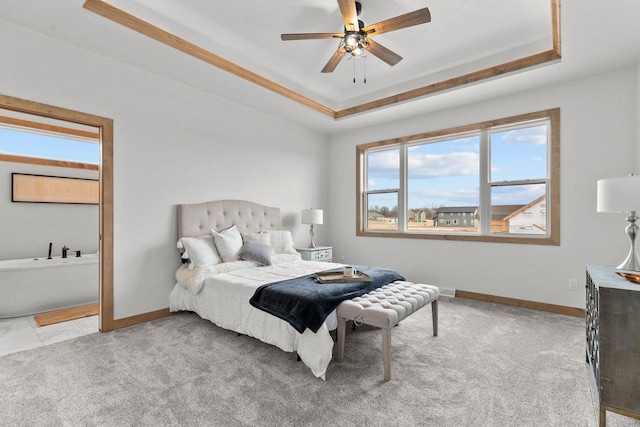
<box><xmin>0</xmin><ymin>160</ymin><xmax>99</xmax><ymax>260</ymax></box>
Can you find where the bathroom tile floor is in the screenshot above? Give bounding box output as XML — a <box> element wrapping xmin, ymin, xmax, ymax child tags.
<box><xmin>0</xmin><ymin>315</ymin><xmax>99</xmax><ymax>357</ymax></box>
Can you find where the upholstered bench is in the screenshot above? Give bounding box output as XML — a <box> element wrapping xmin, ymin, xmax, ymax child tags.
<box><xmin>336</xmin><ymin>281</ymin><xmax>439</xmax><ymax>381</ymax></box>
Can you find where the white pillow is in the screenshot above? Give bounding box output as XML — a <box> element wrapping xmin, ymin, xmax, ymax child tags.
<box><xmin>241</xmin><ymin>231</ymin><xmax>271</xmax><ymax>246</ymax></box>
<box><xmin>267</xmin><ymin>230</ymin><xmax>297</xmax><ymax>254</ymax></box>
<box><xmin>211</xmin><ymin>225</ymin><xmax>243</xmax><ymax>262</ymax></box>
<box><xmin>180</xmin><ymin>236</ymin><xmax>221</xmax><ymax>268</ymax></box>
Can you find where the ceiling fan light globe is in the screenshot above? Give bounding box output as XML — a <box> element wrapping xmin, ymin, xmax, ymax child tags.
<box><xmin>345</xmin><ymin>33</ymin><xmax>359</xmax><ymax>47</ymax></box>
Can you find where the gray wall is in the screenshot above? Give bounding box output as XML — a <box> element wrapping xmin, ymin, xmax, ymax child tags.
<box><xmin>0</xmin><ymin>161</ymin><xmax>99</xmax><ymax>260</ymax></box>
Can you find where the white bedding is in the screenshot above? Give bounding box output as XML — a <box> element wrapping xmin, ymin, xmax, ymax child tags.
<box><xmin>169</xmin><ymin>253</ymin><xmax>344</xmax><ymax>379</ymax></box>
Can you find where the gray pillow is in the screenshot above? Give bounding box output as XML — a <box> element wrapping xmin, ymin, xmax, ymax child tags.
<box><xmin>239</xmin><ymin>240</ymin><xmax>272</xmax><ymax>266</ymax></box>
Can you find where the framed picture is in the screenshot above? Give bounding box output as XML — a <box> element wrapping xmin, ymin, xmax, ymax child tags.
<box><xmin>12</xmin><ymin>173</ymin><xmax>99</xmax><ymax>204</ymax></box>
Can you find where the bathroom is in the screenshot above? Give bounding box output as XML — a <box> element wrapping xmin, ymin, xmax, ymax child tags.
<box><xmin>0</xmin><ymin>109</ymin><xmax>100</xmax><ymax>353</ymax></box>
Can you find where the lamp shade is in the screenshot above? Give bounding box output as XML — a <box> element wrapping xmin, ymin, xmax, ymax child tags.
<box><xmin>301</xmin><ymin>208</ymin><xmax>323</xmax><ymax>225</ymax></box>
<box><xmin>597</xmin><ymin>175</ymin><xmax>640</xmax><ymax>213</ymax></box>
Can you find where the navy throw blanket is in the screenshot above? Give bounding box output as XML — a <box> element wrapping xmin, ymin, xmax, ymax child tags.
<box><xmin>249</xmin><ymin>266</ymin><xmax>405</xmax><ymax>334</ymax></box>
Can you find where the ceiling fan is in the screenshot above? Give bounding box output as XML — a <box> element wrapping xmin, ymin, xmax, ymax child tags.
<box><xmin>281</xmin><ymin>0</ymin><xmax>431</xmax><ymax>73</ymax></box>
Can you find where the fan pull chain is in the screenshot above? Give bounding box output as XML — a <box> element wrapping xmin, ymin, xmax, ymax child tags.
<box><xmin>353</xmin><ymin>59</ymin><xmax>356</xmax><ymax>83</ymax></box>
<box><xmin>364</xmin><ymin>56</ymin><xmax>367</xmax><ymax>84</ymax></box>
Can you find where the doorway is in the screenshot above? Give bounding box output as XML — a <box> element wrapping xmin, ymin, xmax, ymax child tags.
<box><xmin>0</xmin><ymin>94</ymin><xmax>113</xmax><ymax>332</ymax></box>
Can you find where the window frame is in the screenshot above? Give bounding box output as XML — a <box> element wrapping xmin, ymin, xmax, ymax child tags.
<box><xmin>356</xmin><ymin>108</ymin><xmax>560</xmax><ymax>245</ymax></box>
<box><xmin>0</xmin><ymin>115</ymin><xmax>100</xmax><ymax>170</ymax></box>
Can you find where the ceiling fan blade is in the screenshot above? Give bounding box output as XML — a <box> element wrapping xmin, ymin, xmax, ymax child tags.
<box><xmin>362</xmin><ymin>7</ymin><xmax>431</xmax><ymax>36</ymax></box>
<box><xmin>366</xmin><ymin>39</ymin><xmax>402</xmax><ymax>66</ymax></box>
<box><xmin>281</xmin><ymin>33</ymin><xmax>344</xmax><ymax>41</ymax></box>
<box><xmin>337</xmin><ymin>0</ymin><xmax>359</xmax><ymax>32</ymax></box>
<box><xmin>321</xmin><ymin>47</ymin><xmax>346</xmax><ymax>73</ymax></box>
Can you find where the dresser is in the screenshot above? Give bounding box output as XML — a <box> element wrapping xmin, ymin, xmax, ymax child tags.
<box><xmin>297</xmin><ymin>246</ymin><xmax>332</xmax><ymax>262</ymax></box>
<box><xmin>586</xmin><ymin>266</ymin><xmax>640</xmax><ymax>426</ymax></box>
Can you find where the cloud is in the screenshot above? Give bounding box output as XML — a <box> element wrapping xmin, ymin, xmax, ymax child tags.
<box><xmin>491</xmin><ymin>184</ymin><xmax>545</xmax><ymax>205</ymax></box>
<box><xmin>407</xmin><ymin>152</ymin><xmax>479</xmax><ymax>179</ymax></box>
<box><xmin>500</xmin><ymin>126</ymin><xmax>547</xmax><ymax>145</ymax></box>
<box><xmin>368</xmin><ymin>151</ymin><xmax>479</xmax><ymax>179</ymax></box>
<box><xmin>367</xmin><ymin>150</ymin><xmax>399</xmax><ymax>178</ymax></box>
<box><xmin>409</xmin><ymin>186</ymin><xmax>479</xmax><ymax>206</ymax></box>
<box><xmin>369</xmin><ymin>139</ymin><xmax>480</xmax><ymax>181</ymax></box>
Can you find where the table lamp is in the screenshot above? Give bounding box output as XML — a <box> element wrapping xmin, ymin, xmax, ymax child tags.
<box><xmin>301</xmin><ymin>208</ymin><xmax>323</xmax><ymax>248</ymax></box>
<box><xmin>597</xmin><ymin>174</ymin><xmax>640</xmax><ymax>271</ymax></box>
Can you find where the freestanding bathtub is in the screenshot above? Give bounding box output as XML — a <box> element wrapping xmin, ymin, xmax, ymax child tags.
<box><xmin>0</xmin><ymin>253</ymin><xmax>99</xmax><ymax>318</ymax></box>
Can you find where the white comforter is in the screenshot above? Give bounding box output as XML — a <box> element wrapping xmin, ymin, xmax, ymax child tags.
<box><xmin>169</xmin><ymin>254</ymin><xmax>344</xmax><ymax>379</ymax></box>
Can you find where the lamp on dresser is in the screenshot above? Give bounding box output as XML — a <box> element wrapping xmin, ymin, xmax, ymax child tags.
<box><xmin>301</xmin><ymin>208</ymin><xmax>323</xmax><ymax>248</ymax></box>
<box><xmin>597</xmin><ymin>174</ymin><xmax>640</xmax><ymax>271</ymax></box>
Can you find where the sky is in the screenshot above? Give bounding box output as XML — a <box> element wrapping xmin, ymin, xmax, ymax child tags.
<box><xmin>367</xmin><ymin>124</ymin><xmax>548</xmax><ymax>209</ymax></box>
<box><xmin>0</xmin><ymin>129</ymin><xmax>99</xmax><ymax>164</ymax></box>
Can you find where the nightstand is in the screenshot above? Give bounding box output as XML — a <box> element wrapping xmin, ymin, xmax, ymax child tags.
<box><xmin>297</xmin><ymin>246</ymin><xmax>332</xmax><ymax>262</ymax></box>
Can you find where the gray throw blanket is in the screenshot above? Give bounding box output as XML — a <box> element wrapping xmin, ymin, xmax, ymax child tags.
<box><xmin>249</xmin><ymin>266</ymin><xmax>405</xmax><ymax>334</ymax></box>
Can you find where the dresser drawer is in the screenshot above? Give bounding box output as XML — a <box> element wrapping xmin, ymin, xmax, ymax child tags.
<box><xmin>310</xmin><ymin>248</ymin><xmax>332</xmax><ymax>261</ymax></box>
<box><xmin>297</xmin><ymin>247</ymin><xmax>333</xmax><ymax>262</ymax></box>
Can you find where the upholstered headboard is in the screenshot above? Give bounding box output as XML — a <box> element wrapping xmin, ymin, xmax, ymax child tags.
<box><xmin>177</xmin><ymin>200</ymin><xmax>282</xmax><ymax>239</ymax></box>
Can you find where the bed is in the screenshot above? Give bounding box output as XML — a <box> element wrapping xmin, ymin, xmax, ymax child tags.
<box><xmin>168</xmin><ymin>200</ymin><xmax>402</xmax><ymax>379</ymax></box>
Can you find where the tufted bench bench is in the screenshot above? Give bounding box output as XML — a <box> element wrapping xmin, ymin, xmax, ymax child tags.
<box><xmin>335</xmin><ymin>281</ymin><xmax>439</xmax><ymax>381</ymax></box>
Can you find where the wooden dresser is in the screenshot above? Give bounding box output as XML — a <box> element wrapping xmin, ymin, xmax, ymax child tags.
<box><xmin>586</xmin><ymin>265</ymin><xmax>640</xmax><ymax>426</ymax></box>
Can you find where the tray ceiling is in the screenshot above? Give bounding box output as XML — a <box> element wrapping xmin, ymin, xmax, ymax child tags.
<box><xmin>84</xmin><ymin>0</ymin><xmax>558</xmax><ymax>119</ymax></box>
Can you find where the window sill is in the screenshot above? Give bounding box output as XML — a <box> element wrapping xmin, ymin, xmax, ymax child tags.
<box><xmin>356</xmin><ymin>230</ymin><xmax>559</xmax><ymax>245</ymax></box>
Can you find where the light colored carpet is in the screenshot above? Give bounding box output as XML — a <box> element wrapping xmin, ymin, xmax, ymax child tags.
<box><xmin>1</xmin><ymin>297</ymin><xmax>639</xmax><ymax>427</ymax></box>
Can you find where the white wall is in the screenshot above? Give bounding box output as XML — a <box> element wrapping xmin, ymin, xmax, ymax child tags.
<box><xmin>3</xmin><ymin>11</ymin><xmax>637</xmax><ymax>316</ymax></box>
<box><xmin>0</xmin><ymin>161</ymin><xmax>98</xmax><ymax>260</ymax></box>
<box><xmin>0</xmin><ymin>19</ymin><xmax>329</xmax><ymax>319</ymax></box>
<box><xmin>637</xmin><ymin>64</ymin><xmax>640</xmax><ymax>174</ymax></box>
<box><xmin>328</xmin><ymin>67</ymin><xmax>638</xmax><ymax>309</ymax></box>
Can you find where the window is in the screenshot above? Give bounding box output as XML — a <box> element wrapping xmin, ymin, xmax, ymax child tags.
<box><xmin>0</xmin><ymin>116</ymin><xmax>99</xmax><ymax>165</ymax></box>
<box><xmin>363</xmin><ymin>147</ymin><xmax>400</xmax><ymax>232</ymax></box>
<box><xmin>357</xmin><ymin>109</ymin><xmax>559</xmax><ymax>245</ymax></box>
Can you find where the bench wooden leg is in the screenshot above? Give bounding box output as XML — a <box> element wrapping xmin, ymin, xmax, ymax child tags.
<box><xmin>336</xmin><ymin>316</ymin><xmax>346</xmax><ymax>363</ymax></box>
<box><xmin>432</xmin><ymin>299</ymin><xmax>438</xmax><ymax>337</ymax></box>
<box><xmin>382</xmin><ymin>328</ymin><xmax>391</xmax><ymax>382</ymax></box>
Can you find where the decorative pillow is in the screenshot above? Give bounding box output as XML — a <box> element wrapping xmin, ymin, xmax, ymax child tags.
<box><xmin>211</xmin><ymin>225</ymin><xmax>243</xmax><ymax>262</ymax></box>
<box><xmin>241</xmin><ymin>231</ymin><xmax>271</xmax><ymax>246</ymax></box>
<box><xmin>239</xmin><ymin>240</ymin><xmax>273</xmax><ymax>266</ymax></box>
<box><xmin>268</xmin><ymin>230</ymin><xmax>297</xmax><ymax>254</ymax></box>
<box><xmin>180</xmin><ymin>236</ymin><xmax>221</xmax><ymax>269</ymax></box>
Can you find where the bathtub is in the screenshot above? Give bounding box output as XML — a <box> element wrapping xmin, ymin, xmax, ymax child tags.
<box><xmin>0</xmin><ymin>253</ymin><xmax>99</xmax><ymax>318</ymax></box>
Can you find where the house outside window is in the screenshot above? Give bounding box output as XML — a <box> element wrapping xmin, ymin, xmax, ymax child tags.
<box><xmin>357</xmin><ymin>109</ymin><xmax>559</xmax><ymax>245</ymax></box>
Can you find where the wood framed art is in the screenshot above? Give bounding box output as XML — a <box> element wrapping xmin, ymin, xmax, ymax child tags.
<box><xmin>12</xmin><ymin>173</ymin><xmax>99</xmax><ymax>204</ymax></box>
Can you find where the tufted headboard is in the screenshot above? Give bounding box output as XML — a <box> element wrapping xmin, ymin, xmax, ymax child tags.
<box><xmin>177</xmin><ymin>199</ymin><xmax>282</xmax><ymax>239</ymax></box>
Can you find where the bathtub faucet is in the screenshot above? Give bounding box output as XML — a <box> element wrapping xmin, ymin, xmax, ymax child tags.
<box><xmin>62</xmin><ymin>246</ymin><xmax>69</xmax><ymax>259</ymax></box>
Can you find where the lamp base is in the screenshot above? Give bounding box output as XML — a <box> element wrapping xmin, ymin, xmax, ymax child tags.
<box><xmin>617</xmin><ymin>257</ymin><xmax>640</xmax><ymax>272</ymax></box>
<box><xmin>308</xmin><ymin>224</ymin><xmax>317</xmax><ymax>248</ymax></box>
<box><xmin>617</xmin><ymin>212</ymin><xmax>640</xmax><ymax>272</ymax></box>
